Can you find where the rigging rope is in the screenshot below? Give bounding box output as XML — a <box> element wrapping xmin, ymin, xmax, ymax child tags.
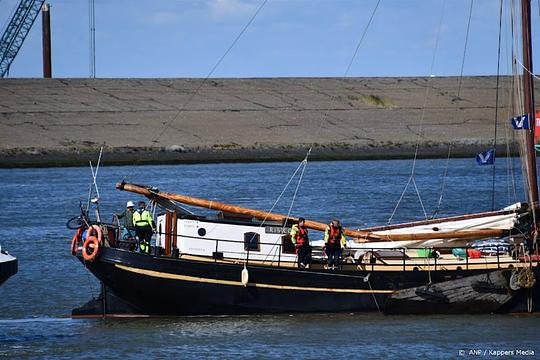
<box><xmin>515</xmin><ymin>58</ymin><xmax>540</xmax><ymax>81</ymax></box>
<box><xmin>263</xmin><ymin>156</ymin><xmax>308</xmax><ymax>263</ymax></box>
<box><xmin>388</xmin><ymin>0</ymin><xmax>446</xmax><ymax>224</ymax></box>
<box><xmin>431</xmin><ymin>146</ymin><xmax>451</xmax><ymax>219</ymax></box>
<box><xmin>121</xmin><ymin>0</ymin><xmax>268</xmax><ymax>182</ymax></box>
<box><xmin>429</xmin><ymin>0</ymin><xmax>475</xmax><ymax>219</ymax></box>
<box><xmin>267</xmin><ymin>0</ymin><xmax>383</xmax><ymax>224</ymax></box>
<box><xmin>260</xmin><ymin>0</ymin><xmax>383</xmax><ymax>263</ymax></box>
<box><xmin>305</xmin><ymin>0</ymin><xmax>382</xmax><ymax>155</ymax></box>
<box><xmin>502</xmin><ymin>3</ymin><xmax>519</xmax><ymax>206</ymax></box>
<box><xmin>151</xmin><ymin>0</ymin><xmax>269</xmax><ymax>144</ymax></box>
<box><xmin>491</xmin><ymin>0</ymin><xmax>504</xmax><ymax>211</ymax></box>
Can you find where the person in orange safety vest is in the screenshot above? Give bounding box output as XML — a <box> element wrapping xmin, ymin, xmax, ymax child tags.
<box><xmin>324</xmin><ymin>219</ymin><xmax>347</xmax><ymax>269</ymax></box>
<box><xmin>290</xmin><ymin>217</ymin><xmax>311</xmax><ymax>268</ymax></box>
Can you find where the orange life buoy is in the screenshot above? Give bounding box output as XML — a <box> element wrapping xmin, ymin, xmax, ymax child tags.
<box><xmin>70</xmin><ymin>228</ymin><xmax>83</xmax><ymax>256</ymax></box>
<box><xmin>82</xmin><ymin>235</ymin><xmax>101</xmax><ymax>262</ymax></box>
<box><xmin>86</xmin><ymin>224</ymin><xmax>103</xmax><ymax>244</ymax></box>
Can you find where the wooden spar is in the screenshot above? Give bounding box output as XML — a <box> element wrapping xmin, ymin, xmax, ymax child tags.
<box><xmin>521</xmin><ymin>0</ymin><xmax>539</xmax><ymax>208</ymax></box>
<box><xmin>359</xmin><ymin>208</ymin><xmax>521</xmax><ymax>232</ymax></box>
<box><xmin>116</xmin><ymin>181</ymin><xmax>509</xmax><ymax>242</ymax></box>
<box><xmin>116</xmin><ymin>181</ymin><xmax>369</xmax><ymax>238</ymax></box>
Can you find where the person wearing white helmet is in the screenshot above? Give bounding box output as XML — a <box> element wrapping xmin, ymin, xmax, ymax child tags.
<box><xmin>115</xmin><ymin>201</ymin><xmax>136</xmax><ymax>243</ymax></box>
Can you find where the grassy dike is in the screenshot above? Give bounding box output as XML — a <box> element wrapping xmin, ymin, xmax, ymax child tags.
<box><xmin>0</xmin><ymin>77</ymin><xmax>536</xmax><ymax>167</ymax></box>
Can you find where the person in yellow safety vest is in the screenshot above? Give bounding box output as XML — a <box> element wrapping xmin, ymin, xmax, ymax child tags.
<box><xmin>290</xmin><ymin>217</ymin><xmax>311</xmax><ymax>269</ymax></box>
<box><xmin>133</xmin><ymin>200</ymin><xmax>155</xmax><ymax>254</ymax></box>
<box><xmin>324</xmin><ymin>219</ymin><xmax>347</xmax><ymax>270</ymax></box>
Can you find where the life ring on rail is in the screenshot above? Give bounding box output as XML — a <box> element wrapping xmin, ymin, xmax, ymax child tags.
<box><xmin>70</xmin><ymin>228</ymin><xmax>83</xmax><ymax>256</ymax></box>
<box><xmin>82</xmin><ymin>236</ymin><xmax>101</xmax><ymax>262</ymax></box>
<box><xmin>86</xmin><ymin>224</ymin><xmax>103</xmax><ymax>244</ymax></box>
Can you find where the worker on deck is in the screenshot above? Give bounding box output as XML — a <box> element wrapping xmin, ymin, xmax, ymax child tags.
<box><xmin>115</xmin><ymin>201</ymin><xmax>136</xmax><ymax>242</ymax></box>
<box><xmin>324</xmin><ymin>219</ymin><xmax>347</xmax><ymax>269</ymax></box>
<box><xmin>133</xmin><ymin>200</ymin><xmax>155</xmax><ymax>254</ymax></box>
<box><xmin>290</xmin><ymin>217</ymin><xmax>311</xmax><ymax>269</ymax></box>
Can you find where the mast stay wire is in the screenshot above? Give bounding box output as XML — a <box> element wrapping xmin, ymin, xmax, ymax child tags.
<box><xmin>121</xmin><ymin>0</ymin><xmax>268</xmax><ymax>181</ymax></box>
<box><xmin>502</xmin><ymin>2</ymin><xmax>519</xmax><ymax>206</ymax></box>
<box><xmin>260</xmin><ymin>0</ymin><xmax>383</xmax><ymax>228</ymax></box>
<box><xmin>491</xmin><ymin>0</ymin><xmax>504</xmax><ymax>211</ymax></box>
<box><xmin>510</xmin><ymin>1</ymin><xmax>529</xmax><ymax>210</ymax></box>
<box><xmin>276</xmin><ymin>0</ymin><xmax>383</xmax><ymax>215</ymax></box>
<box><xmin>260</xmin><ymin>0</ymin><xmax>383</xmax><ymax>264</ymax></box>
<box><xmin>431</xmin><ymin>0</ymin><xmax>476</xmax><ymax>219</ymax></box>
<box><xmin>505</xmin><ymin>0</ymin><xmax>521</xmax><ymax>202</ymax></box>
<box><xmin>151</xmin><ymin>0</ymin><xmax>269</xmax><ymax>145</ymax></box>
<box><xmin>302</xmin><ymin>0</ymin><xmax>383</xmax><ymax>157</ymax></box>
<box><xmin>388</xmin><ymin>0</ymin><xmax>447</xmax><ymax>223</ymax></box>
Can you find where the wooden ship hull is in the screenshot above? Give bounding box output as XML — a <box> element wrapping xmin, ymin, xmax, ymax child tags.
<box><xmin>70</xmin><ymin>0</ymin><xmax>540</xmax><ymax>317</ymax></box>
<box><xmin>71</xmin><ymin>243</ymin><xmax>540</xmax><ymax>316</ymax></box>
<box><xmin>70</xmin><ymin>180</ymin><xmax>540</xmax><ymax>316</ymax></box>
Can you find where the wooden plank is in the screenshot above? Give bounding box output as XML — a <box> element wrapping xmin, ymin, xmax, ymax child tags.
<box><xmin>164</xmin><ymin>211</ymin><xmax>172</xmax><ymax>256</ymax></box>
<box><xmin>384</xmin><ymin>270</ymin><xmax>514</xmax><ymax>314</ymax></box>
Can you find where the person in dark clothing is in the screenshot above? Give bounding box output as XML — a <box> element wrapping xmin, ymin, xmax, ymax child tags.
<box><xmin>324</xmin><ymin>219</ymin><xmax>347</xmax><ymax>269</ymax></box>
<box><xmin>116</xmin><ymin>201</ymin><xmax>136</xmax><ymax>240</ymax></box>
<box><xmin>290</xmin><ymin>217</ymin><xmax>311</xmax><ymax>268</ymax></box>
<box><xmin>115</xmin><ymin>201</ymin><xmax>137</xmax><ymax>251</ymax></box>
<box><xmin>132</xmin><ymin>201</ymin><xmax>155</xmax><ymax>254</ymax></box>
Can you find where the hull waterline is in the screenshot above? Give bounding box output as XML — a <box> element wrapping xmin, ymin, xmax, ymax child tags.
<box><xmin>73</xmin><ymin>247</ymin><xmax>540</xmax><ymax>316</ymax></box>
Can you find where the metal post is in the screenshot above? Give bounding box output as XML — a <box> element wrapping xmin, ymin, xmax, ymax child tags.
<box><xmin>89</xmin><ymin>0</ymin><xmax>95</xmax><ymax>78</ymax></box>
<box><xmin>278</xmin><ymin>241</ymin><xmax>281</xmax><ymax>267</ymax></box>
<box><xmin>101</xmin><ymin>281</ymin><xmax>107</xmax><ymax>318</ymax></box>
<box><xmin>41</xmin><ymin>4</ymin><xmax>51</xmax><ymax>78</ymax></box>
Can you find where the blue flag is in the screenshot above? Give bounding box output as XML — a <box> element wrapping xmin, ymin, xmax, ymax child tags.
<box><xmin>476</xmin><ymin>149</ymin><xmax>495</xmax><ymax>165</ymax></box>
<box><xmin>511</xmin><ymin>114</ymin><xmax>530</xmax><ymax>129</ymax></box>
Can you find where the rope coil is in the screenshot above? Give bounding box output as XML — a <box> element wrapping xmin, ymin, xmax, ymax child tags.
<box><xmin>510</xmin><ymin>267</ymin><xmax>536</xmax><ymax>289</ymax></box>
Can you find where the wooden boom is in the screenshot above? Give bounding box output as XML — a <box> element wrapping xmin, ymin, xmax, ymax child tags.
<box><xmin>116</xmin><ymin>181</ymin><xmax>508</xmax><ymax>243</ymax></box>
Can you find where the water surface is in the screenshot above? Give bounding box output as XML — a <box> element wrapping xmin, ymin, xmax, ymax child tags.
<box><xmin>0</xmin><ymin>159</ymin><xmax>537</xmax><ymax>358</ymax></box>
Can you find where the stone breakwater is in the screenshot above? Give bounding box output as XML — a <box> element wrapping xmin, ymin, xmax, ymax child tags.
<box><xmin>0</xmin><ymin>76</ymin><xmax>537</xmax><ymax>167</ymax></box>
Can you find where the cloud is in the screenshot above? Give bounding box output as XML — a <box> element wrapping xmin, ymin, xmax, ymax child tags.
<box><xmin>207</xmin><ymin>0</ymin><xmax>257</xmax><ymax>20</ymax></box>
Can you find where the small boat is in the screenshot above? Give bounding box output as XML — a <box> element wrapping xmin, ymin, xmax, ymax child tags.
<box><xmin>0</xmin><ymin>245</ymin><xmax>17</xmax><ymax>286</ymax></box>
<box><xmin>69</xmin><ymin>0</ymin><xmax>539</xmax><ymax>316</ymax></box>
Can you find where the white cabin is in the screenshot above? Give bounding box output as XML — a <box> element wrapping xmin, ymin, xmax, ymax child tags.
<box><xmin>156</xmin><ymin>214</ymin><xmax>304</xmax><ymax>263</ymax></box>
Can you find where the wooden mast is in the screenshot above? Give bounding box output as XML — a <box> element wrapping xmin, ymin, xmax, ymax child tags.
<box><xmin>116</xmin><ymin>181</ymin><xmax>506</xmax><ymax>242</ymax></box>
<box><xmin>520</xmin><ymin>0</ymin><xmax>539</xmax><ymax>208</ymax></box>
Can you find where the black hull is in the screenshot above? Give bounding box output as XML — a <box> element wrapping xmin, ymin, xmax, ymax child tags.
<box><xmin>0</xmin><ymin>256</ymin><xmax>17</xmax><ymax>286</ymax></box>
<box><xmin>74</xmin><ymin>247</ymin><xmax>540</xmax><ymax>316</ymax></box>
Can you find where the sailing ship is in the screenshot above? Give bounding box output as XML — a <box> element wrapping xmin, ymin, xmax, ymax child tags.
<box><xmin>0</xmin><ymin>244</ymin><xmax>17</xmax><ymax>286</ymax></box>
<box><xmin>70</xmin><ymin>1</ymin><xmax>539</xmax><ymax>316</ymax></box>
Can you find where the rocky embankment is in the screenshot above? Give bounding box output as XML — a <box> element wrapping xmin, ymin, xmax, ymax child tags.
<box><xmin>0</xmin><ymin>77</ymin><xmax>536</xmax><ymax>167</ymax></box>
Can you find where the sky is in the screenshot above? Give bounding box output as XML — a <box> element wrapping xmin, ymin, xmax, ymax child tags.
<box><xmin>1</xmin><ymin>0</ymin><xmax>539</xmax><ymax>78</ymax></box>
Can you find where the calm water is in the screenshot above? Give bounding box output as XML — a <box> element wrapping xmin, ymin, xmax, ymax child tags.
<box><xmin>0</xmin><ymin>159</ymin><xmax>538</xmax><ymax>359</ymax></box>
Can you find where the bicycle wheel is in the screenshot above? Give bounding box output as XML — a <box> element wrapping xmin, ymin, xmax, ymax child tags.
<box><xmin>66</xmin><ymin>216</ymin><xmax>84</xmax><ymax>229</ymax></box>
